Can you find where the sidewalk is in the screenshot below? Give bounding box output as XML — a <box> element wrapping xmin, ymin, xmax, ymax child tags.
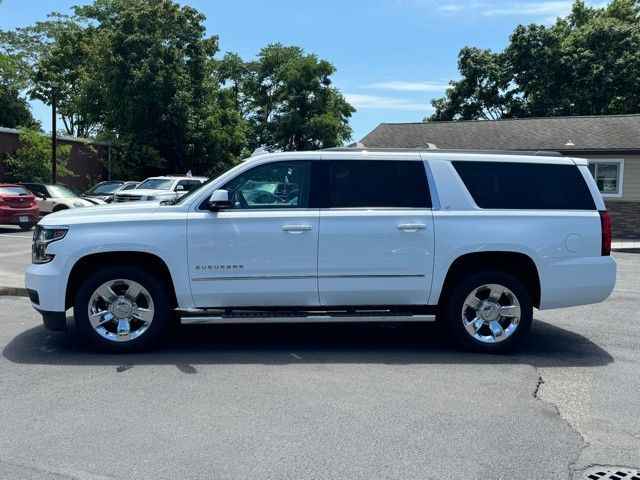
<box><xmin>612</xmin><ymin>238</ymin><xmax>640</xmax><ymax>252</ymax></box>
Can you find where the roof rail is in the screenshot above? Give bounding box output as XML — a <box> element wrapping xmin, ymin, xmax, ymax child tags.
<box><xmin>323</xmin><ymin>147</ymin><xmax>565</xmax><ymax>157</ymax></box>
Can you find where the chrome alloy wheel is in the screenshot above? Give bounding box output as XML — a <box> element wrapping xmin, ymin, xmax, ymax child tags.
<box><xmin>88</xmin><ymin>279</ymin><xmax>154</xmax><ymax>342</ymax></box>
<box><xmin>461</xmin><ymin>283</ymin><xmax>521</xmax><ymax>344</ymax></box>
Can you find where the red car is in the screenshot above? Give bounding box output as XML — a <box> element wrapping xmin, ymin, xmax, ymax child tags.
<box><xmin>0</xmin><ymin>184</ymin><xmax>40</xmax><ymax>230</ymax></box>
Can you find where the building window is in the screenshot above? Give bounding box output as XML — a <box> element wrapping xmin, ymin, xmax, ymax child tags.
<box><xmin>588</xmin><ymin>159</ymin><xmax>624</xmax><ymax>197</ymax></box>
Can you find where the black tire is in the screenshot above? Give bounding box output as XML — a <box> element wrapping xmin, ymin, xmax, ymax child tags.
<box><xmin>53</xmin><ymin>205</ymin><xmax>69</xmax><ymax>212</ymax></box>
<box><xmin>19</xmin><ymin>223</ymin><xmax>34</xmax><ymax>231</ymax></box>
<box><xmin>72</xmin><ymin>265</ymin><xmax>172</xmax><ymax>353</ymax></box>
<box><xmin>442</xmin><ymin>271</ymin><xmax>532</xmax><ymax>354</ymax></box>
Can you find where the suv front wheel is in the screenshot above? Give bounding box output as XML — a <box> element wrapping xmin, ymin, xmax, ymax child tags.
<box><xmin>72</xmin><ymin>266</ymin><xmax>172</xmax><ymax>352</ymax></box>
<box><xmin>443</xmin><ymin>271</ymin><xmax>533</xmax><ymax>353</ymax></box>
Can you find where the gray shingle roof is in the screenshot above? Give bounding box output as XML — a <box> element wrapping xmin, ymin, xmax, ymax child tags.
<box><xmin>360</xmin><ymin>114</ymin><xmax>640</xmax><ymax>152</ymax></box>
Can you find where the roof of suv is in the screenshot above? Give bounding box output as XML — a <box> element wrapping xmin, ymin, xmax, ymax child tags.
<box><xmin>244</xmin><ymin>148</ymin><xmax>583</xmax><ymax>166</ymax></box>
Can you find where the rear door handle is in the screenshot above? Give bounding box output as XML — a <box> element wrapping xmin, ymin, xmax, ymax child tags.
<box><xmin>397</xmin><ymin>223</ymin><xmax>426</xmax><ymax>232</ymax></box>
<box><xmin>282</xmin><ymin>225</ymin><xmax>312</xmax><ymax>233</ymax></box>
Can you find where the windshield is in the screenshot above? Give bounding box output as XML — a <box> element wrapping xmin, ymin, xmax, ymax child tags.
<box><xmin>87</xmin><ymin>181</ymin><xmax>124</xmax><ymax>194</ymax></box>
<box><xmin>137</xmin><ymin>178</ymin><xmax>173</xmax><ymax>190</ymax></box>
<box><xmin>0</xmin><ymin>186</ymin><xmax>31</xmax><ymax>196</ymax></box>
<box><xmin>48</xmin><ymin>185</ymin><xmax>78</xmax><ymax>198</ymax></box>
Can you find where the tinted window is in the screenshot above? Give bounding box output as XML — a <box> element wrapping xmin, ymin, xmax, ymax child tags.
<box><xmin>223</xmin><ymin>161</ymin><xmax>311</xmax><ymax>209</ymax></box>
<box><xmin>453</xmin><ymin>161</ymin><xmax>596</xmax><ymax>210</ymax></box>
<box><xmin>22</xmin><ymin>184</ymin><xmax>47</xmax><ymax>198</ymax></box>
<box><xmin>177</xmin><ymin>180</ymin><xmax>203</xmax><ymax>192</ymax></box>
<box><xmin>0</xmin><ymin>186</ymin><xmax>31</xmax><ymax>196</ymax></box>
<box><xmin>329</xmin><ymin>160</ymin><xmax>430</xmax><ymax>208</ymax></box>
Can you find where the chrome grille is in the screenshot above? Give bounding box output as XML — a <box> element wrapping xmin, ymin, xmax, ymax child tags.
<box><xmin>115</xmin><ymin>194</ymin><xmax>142</xmax><ymax>203</ymax></box>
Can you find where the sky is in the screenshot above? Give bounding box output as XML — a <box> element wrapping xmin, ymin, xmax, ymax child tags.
<box><xmin>0</xmin><ymin>0</ymin><xmax>606</xmax><ymax>142</ymax></box>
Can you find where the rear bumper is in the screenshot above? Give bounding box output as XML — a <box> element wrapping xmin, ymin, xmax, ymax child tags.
<box><xmin>539</xmin><ymin>255</ymin><xmax>617</xmax><ymax>310</ymax></box>
<box><xmin>0</xmin><ymin>206</ymin><xmax>39</xmax><ymax>225</ymax></box>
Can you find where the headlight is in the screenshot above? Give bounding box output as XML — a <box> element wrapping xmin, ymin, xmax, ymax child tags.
<box><xmin>73</xmin><ymin>201</ymin><xmax>85</xmax><ymax>208</ymax></box>
<box><xmin>32</xmin><ymin>225</ymin><xmax>68</xmax><ymax>264</ymax></box>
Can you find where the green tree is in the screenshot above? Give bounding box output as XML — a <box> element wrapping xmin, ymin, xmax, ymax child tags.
<box><xmin>0</xmin><ymin>14</ymin><xmax>97</xmax><ymax>136</ymax></box>
<box><xmin>429</xmin><ymin>47</ymin><xmax>525</xmax><ymax>121</ymax></box>
<box><xmin>75</xmin><ymin>0</ymin><xmax>246</xmax><ymax>177</ymax></box>
<box><xmin>4</xmin><ymin>127</ymin><xmax>73</xmax><ymax>183</ymax></box>
<box><xmin>429</xmin><ymin>0</ymin><xmax>640</xmax><ymax>121</ymax></box>
<box><xmin>0</xmin><ymin>55</ymin><xmax>39</xmax><ymax>128</ymax></box>
<box><xmin>220</xmin><ymin>44</ymin><xmax>355</xmax><ymax>151</ymax></box>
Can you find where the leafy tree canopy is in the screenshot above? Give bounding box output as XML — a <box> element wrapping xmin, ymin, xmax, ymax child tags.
<box><xmin>429</xmin><ymin>0</ymin><xmax>640</xmax><ymax>121</ymax></box>
<box><xmin>0</xmin><ymin>55</ymin><xmax>39</xmax><ymax>129</ymax></box>
<box><xmin>219</xmin><ymin>44</ymin><xmax>355</xmax><ymax>151</ymax></box>
<box><xmin>3</xmin><ymin>127</ymin><xmax>73</xmax><ymax>183</ymax></box>
<box><xmin>1</xmin><ymin>1</ymin><xmax>354</xmax><ymax>179</ymax></box>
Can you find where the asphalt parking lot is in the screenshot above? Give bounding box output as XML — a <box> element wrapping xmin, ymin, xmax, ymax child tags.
<box><xmin>0</xmin><ymin>229</ymin><xmax>639</xmax><ymax>480</ymax></box>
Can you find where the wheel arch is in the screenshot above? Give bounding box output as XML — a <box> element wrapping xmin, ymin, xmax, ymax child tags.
<box><xmin>438</xmin><ymin>251</ymin><xmax>541</xmax><ymax>309</ymax></box>
<box><xmin>65</xmin><ymin>251</ymin><xmax>178</xmax><ymax>310</ymax></box>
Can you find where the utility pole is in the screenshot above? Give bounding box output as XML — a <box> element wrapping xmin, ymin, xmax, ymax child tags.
<box><xmin>50</xmin><ymin>81</ymin><xmax>59</xmax><ymax>184</ymax></box>
<box><xmin>107</xmin><ymin>142</ymin><xmax>112</xmax><ymax>180</ymax></box>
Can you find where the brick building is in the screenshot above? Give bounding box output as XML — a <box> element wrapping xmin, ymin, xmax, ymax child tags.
<box><xmin>361</xmin><ymin>114</ymin><xmax>640</xmax><ymax>238</ymax></box>
<box><xmin>0</xmin><ymin>127</ymin><xmax>109</xmax><ymax>191</ymax></box>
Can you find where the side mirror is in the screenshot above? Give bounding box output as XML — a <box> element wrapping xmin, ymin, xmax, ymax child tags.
<box><xmin>207</xmin><ymin>189</ymin><xmax>232</xmax><ymax>211</ymax></box>
<box><xmin>176</xmin><ymin>185</ymin><xmax>184</xmax><ymax>191</ymax></box>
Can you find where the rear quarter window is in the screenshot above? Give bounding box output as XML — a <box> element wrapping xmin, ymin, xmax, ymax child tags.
<box><xmin>452</xmin><ymin>161</ymin><xmax>596</xmax><ymax>210</ymax></box>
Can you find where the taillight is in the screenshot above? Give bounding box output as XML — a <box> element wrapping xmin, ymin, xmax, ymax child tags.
<box><xmin>599</xmin><ymin>210</ymin><xmax>611</xmax><ymax>256</ymax></box>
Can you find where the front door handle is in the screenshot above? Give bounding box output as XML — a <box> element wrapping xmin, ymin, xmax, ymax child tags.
<box><xmin>282</xmin><ymin>225</ymin><xmax>312</xmax><ymax>233</ymax></box>
<box><xmin>397</xmin><ymin>223</ymin><xmax>426</xmax><ymax>232</ymax></box>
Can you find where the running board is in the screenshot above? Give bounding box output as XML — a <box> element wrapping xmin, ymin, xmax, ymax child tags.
<box><xmin>178</xmin><ymin>309</ymin><xmax>436</xmax><ymax>325</ymax></box>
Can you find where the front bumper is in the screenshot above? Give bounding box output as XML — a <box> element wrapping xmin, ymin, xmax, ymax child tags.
<box><xmin>36</xmin><ymin>309</ymin><xmax>68</xmax><ymax>331</ymax></box>
<box><xmin>25</xmin><ymin>261</ymin><xmax>68</xmax><ymax>313</ymax></box>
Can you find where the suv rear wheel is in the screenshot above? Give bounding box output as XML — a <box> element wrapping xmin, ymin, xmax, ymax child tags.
<box><xmin>443</xmin><ymin>271</ymin><xmax>532</xmax><ymax>353</ymax></box>
<box><xmin>72</xmin><ymin>266</ymin><xmax>172</xmax><ymax>352</ymax></box>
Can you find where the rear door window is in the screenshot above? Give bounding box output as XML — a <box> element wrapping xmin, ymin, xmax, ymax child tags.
<box><xmin>452</xmin><ymin>161</ymin><xmax>596</xmax><ymax>210</ymax></box>
<box><xmin>328</xmin><ymin>160</ymin><xmax>430</xmax><ymax>208</ymax></box>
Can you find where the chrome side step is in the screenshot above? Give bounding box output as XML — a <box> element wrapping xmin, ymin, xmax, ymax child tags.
<box><xmin>178</xmin><ymin>309</ymin><xmax>436</xmax><ymax>325</ymax></box>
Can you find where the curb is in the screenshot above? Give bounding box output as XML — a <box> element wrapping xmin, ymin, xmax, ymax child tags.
<box><xmin>0</xmin><ymin>287</ymin><xmax>29</xmax><ymax>297</ymax></box>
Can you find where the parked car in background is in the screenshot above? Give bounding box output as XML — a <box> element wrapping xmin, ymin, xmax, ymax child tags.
<box><xmin>0</xmin><ymin>184</ymin><xmax>40</xmax><ymax>230</ymax></box>
<box><xmin>82</xmin><ymin>180</ymin><xmax>139</xmax><ymax>203</ymax></box>
<box><xmin>113</xmin><ymin>175</ymin><xmax>206</xmax><ymax>203</ymax></box>
<box><xmin>20</xmin><ymin>183</ymin><xmax>104</xmax><ymax>215</ymax></box>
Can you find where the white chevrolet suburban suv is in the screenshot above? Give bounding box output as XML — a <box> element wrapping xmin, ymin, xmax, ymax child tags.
<box><xmin>25</xmin><ymin>149</ymin><xmax>616</xmax><ymax>353</ymax></box>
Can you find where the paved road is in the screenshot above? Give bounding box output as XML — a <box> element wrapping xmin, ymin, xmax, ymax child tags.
<box><xmin>0</xmin><ymin>226</ymin><xmax>32</xmax><ymax>290</ymax></box>
<box><xmin>0</xmin><ymin>252</ymin><xmax>638</xmax><ymax>479</ymax></box>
